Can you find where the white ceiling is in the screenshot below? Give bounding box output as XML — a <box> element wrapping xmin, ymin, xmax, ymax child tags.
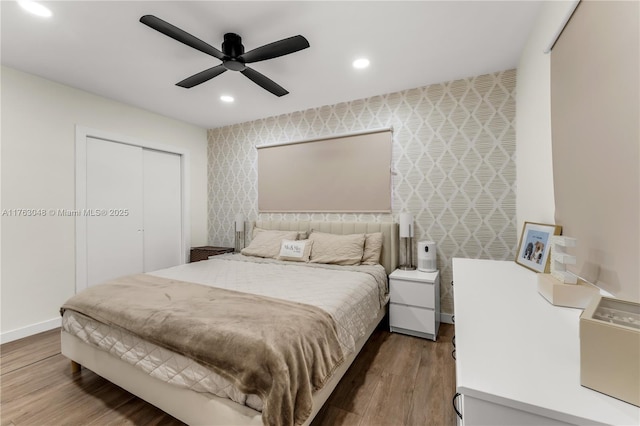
<box><xmin>1</xmin><ymin>1</ymin><xmax>542</xmax><ymax>129</ymax></box>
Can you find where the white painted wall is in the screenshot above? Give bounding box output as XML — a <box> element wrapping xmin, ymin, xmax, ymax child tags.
<box><xmin>515</xmin><ymin>1</ymin><xmax>578</xmax><ymax>232</ymax></box>
<box><xmin>0</xmin><ymin>66</ymin><xmax>208</xmax><ymax>342</ymax></box>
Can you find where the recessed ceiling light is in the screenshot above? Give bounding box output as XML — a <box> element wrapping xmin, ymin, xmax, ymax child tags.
<box><xmin>18</xmin><ymin>0</ymin><xmax>52</xmax><ymax>18</ymax></box>
<box><xmin>220</xmin><ymin>95</ymin><xmax>234</xmax><ymax>103</ymax></box>
<box><xmin>352</xmin><ymin>58</ymin><xmax>370</xmax><ymax>69</ymax></box>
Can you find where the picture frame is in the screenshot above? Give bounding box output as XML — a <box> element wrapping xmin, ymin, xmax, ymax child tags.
<box><xmin>515</xmin><ymin>222</ymin><xmax>563</xmax><ymax>273</ymax></box>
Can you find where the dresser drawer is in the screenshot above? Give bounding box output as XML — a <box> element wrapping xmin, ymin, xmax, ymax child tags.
<box><xmin>389</xmin><ymin>279</ymin><xmax>435</xmax><ymax>309</ymax></box>
<box><xmin>389</xmin><ymin>303</ymin><xmax>435</xmax><ymax>335</ymax></box>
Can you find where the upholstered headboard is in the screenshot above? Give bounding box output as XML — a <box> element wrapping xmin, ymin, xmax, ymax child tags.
<box><xmin>253</xmin><ymin>221</ymin><xmax>398</xmax><ymax>275</ymax></box>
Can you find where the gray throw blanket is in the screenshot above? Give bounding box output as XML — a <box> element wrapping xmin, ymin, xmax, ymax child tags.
<box><xmin>60</xmin><ymin>274</ymin><xmax>345</xmax><ymax>426</ymax></box>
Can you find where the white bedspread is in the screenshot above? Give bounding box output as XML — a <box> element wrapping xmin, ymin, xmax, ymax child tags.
<box><xmin>62</xmin><ymin>255</ymin><xmax>388</xmax><ymax>412</ymax></box>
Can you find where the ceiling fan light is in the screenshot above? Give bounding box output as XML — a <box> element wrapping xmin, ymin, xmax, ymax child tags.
<box><xmin>352</xmin><ymin>58</ymin><xmax>370</xmax><ymax>69</ymax></box>
<box><xmin>220</xmin><ymin>95</ymin><xmax>235</xmax><ymax>103</ymax></box>
<box><xmin>18</xmin><ymin>0</ymin><xmax>52</xmax><ymax>18</ymax></box>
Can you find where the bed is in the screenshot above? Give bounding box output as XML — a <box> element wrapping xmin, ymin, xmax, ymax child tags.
<box><xmin>61</xmin><ymin>221</ymin><xmax>398</xmax><ymax>425</ymax></box>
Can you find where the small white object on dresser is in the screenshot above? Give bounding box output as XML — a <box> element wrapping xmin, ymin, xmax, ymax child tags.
<box><xmin>389</xmin><ymin>268</ymin><xmax>440</xmax><ymax>341</ymax></box>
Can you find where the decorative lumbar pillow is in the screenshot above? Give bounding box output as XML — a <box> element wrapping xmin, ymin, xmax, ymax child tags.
<box><xmin>278</xmin><ymin>239</ymin><xmax>313</xmax><ymax>262</ymax></box>
<box><xmin>242</xmin><ymin>229</ymin><xmax>299</xmax><ymax>259</ymax></box>
<box><xmin>309</xmin><ymin>232</ymin><xmax>366</xmax><ymax>265</ymax></box>
<box><xmin>362</xmin><ymin>232</ymin><xmax>384</xmax><ymax>265</ymax></box>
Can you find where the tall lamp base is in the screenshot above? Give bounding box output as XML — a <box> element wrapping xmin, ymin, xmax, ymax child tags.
<box><xmin>399</xmin><ymin>236</ymin><xmax>415</xmax><ymax>270</ymax></box>
<box><xmin>234</xmin><ymin>231</ymin><xmax>244</xmax><ymax>253</ymax></box>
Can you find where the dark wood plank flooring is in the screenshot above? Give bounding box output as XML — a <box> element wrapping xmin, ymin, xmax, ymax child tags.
<box><xmin>1</xmin><ymin>324</ymin><xmax>456</xmax><ymax>425</ymax></box>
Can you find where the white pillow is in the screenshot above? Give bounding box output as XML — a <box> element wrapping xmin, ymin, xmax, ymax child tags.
<box><xmin>278</xmin><ymin>239</ymin><xmax>313</xmax><ymax>262</ymax></box>
<box><xmin>241</xmin><ymin>229</ymin><xmax>299</xmax><ymax>259</ymax></box>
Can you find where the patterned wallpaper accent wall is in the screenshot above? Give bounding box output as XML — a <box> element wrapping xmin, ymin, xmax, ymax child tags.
<box><xmin>207</xmin><ymin>69</ymin><xmax>517</xmax><ymax>315</ymax></box>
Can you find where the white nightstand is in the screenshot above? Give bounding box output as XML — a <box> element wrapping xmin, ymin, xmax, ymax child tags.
<box><xmin>389</xmin><ymin>268</ymin><xmax>440</xmax><ymax>341</ymax></box>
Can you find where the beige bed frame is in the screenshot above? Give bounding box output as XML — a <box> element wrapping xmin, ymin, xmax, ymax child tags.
<box><xmin>62</xmin><ymin>221</ymin><xmax>398</xmax><ymax>425</ymax></box>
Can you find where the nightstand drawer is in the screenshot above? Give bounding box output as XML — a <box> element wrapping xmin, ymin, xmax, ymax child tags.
<box><xmin>389</xmin><ymin>303</ymin><xmax>435</xmax><ymax>335</ymax></box>
<box><xmin>390</xmin><ymin>279</ymin><xmax>435</xmax><ymax>309</ymax></box>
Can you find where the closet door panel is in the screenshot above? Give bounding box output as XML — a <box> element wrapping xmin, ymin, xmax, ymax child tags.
<box><xmin>142</xmin><ymin>149</ymin><xmax>182</xmax><ymax>272</ymax></box>
<box><xmin>86</xmin><ymin>138</ymin><xmax>144</xmax><ymax>287</ymax></box>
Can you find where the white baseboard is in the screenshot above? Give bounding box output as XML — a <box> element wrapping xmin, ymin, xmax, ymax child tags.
<box><xmin>440</xmin><ymin>312</ymin><xmax>455</xmax><ymax>324</ymax></box>
<box><xmin>0</xmin><ymin>317</ymin><xmax>61</xmax><ymax>344</ymax></box>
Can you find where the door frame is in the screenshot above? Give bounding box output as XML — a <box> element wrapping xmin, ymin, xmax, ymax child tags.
<box><xmin>75</xmin><ymin>125</ymin><xmax>191</xmax><ymax>293</ymax></box>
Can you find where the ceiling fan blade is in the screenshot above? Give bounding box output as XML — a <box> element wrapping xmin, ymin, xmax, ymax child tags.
<box><xmin>140</xmin><ymin>15</ymin><xmax>224</xmax><ymax>60</ymax></box>
<box><xmin>177</xmin><ymin>65</ymin><xmax>227</xmax><ymax>88</ymax></box>
<box><xmin>240</xmin><ymin>35</ymin><xmax>309</xmax><ymax>63</ymax></box>
<box><xmin>241</xmin><ymin>67</ymin><xmax>289</xmax><ymax>97</ymax></box>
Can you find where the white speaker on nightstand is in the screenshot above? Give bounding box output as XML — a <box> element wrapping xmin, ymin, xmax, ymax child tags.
<box><xmin>417</xmin><ymin>241</ymin><xmax>437</xmax><ymax>272</ymax></box>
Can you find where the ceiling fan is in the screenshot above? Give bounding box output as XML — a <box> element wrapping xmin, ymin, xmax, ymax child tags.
<box><xmin>140</xmin><ymin>15</ymin><xmax>310</xmax><ymax>97</ymax></box>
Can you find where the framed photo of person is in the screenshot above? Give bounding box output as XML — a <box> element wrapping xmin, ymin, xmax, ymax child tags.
<box><xmin>515</xmin><ymin>222</ymin><xmax>563</xmax><ymax>273</ymax></box>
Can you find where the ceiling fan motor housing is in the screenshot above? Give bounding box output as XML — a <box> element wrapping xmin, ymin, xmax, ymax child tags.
<box><xmin>222</xmin><ymin>33</ymin><xmax>246</xmax><ymax>71</ymax></box>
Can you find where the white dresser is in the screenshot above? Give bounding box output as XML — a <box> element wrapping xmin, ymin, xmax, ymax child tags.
<box><xmin>452</xmin><ymin>258</ymin><xmax>640</xmax><ymax>426</ymax></box>
<box><xmin>389</xmin><ymin>268</ymin><xmax>440</xmax><ymax>341</ymax></box>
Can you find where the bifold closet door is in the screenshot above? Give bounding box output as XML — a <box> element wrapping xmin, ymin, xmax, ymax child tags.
<box><xmin>142</xmin><ymin>149</ymin><xmax>182</xmax><ymax>272</ymax></box>
<box><xmin>86</xmin><ymin>138</ymin><xmax>144</xmax><ymax>287</ymax></box>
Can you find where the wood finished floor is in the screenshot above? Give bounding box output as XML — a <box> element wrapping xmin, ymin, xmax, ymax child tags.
<box><xmin>0</xmin><ymin>324</ymin><xmax>456</xmax><ymax>426</ymax></box>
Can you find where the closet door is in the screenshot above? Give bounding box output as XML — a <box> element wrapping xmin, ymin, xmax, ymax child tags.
<box><xmin>86</xmin><ymin>138</ymin><xmax>144</xmax><ymax>287</ymax></box>
<box><xmin>143</xmin><ymin>149</ymin><xmax>182</xmax><ymax>271</ymax></box>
